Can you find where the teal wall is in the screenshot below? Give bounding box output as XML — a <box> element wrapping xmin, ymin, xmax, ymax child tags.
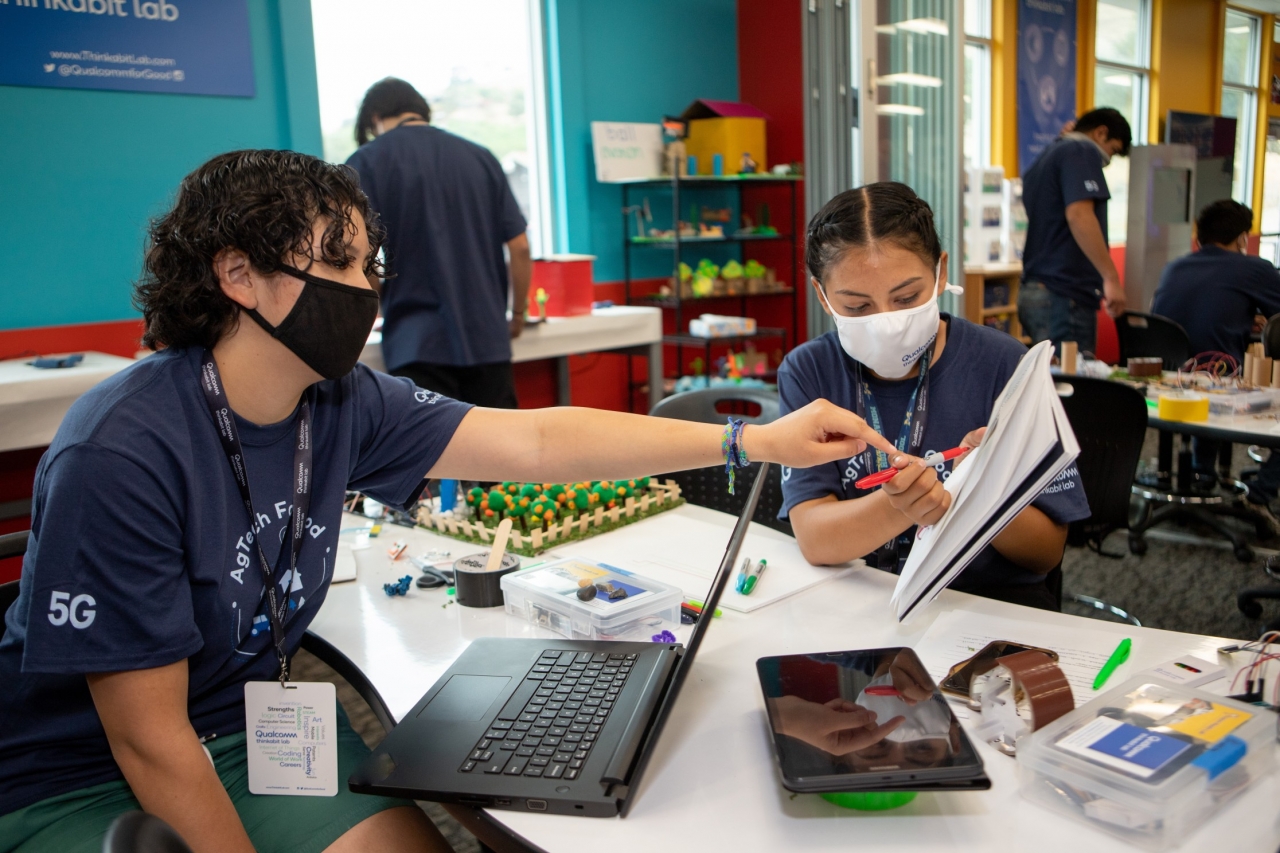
<box><xmin>545</xmin><ymin>0</ymin><xmax>739</xmax><ymax>283</ymax></box>
<box><xmin>0</xmin><ymin>0</ymin><xmax>322</xmax><ymax>331</ymax></box>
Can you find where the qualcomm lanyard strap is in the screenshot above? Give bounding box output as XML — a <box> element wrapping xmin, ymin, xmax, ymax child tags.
<box><xmin>851</xmin><ymin>340</ymin><xmax>935</xmax><ymax>570</ymax></box>
<box><xmin>199</xmin><ymin>351</ymin><xmax>312</xmax><ymax>685</ymax></box>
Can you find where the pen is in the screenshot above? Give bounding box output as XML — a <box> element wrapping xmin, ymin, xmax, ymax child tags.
<box><xmin>735</xmin><ymin>557</ymin><xmax>752</xmax><ymax>594</ymax></box>
<box><xmin>854</xmin><ymin>446</ymin><xmax>968</xmax><ymax>490</ymax></box>
<box><xmin>743</xmin><ymin>559</ymin><xmax>768</xmax><ymax>595</ymax></box>
<box><xmin>1092</xmin><ymin>637</ymin><xmax>1132</xmax><ymax>690</ymax></box>
<box><xmin>685</xmin><ymin>599</ymin><xmax>722</xmax><ymax>618</ymax></box>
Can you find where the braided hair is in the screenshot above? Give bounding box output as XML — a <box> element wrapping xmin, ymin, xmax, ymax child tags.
<box><xmin>806</xmin><ymin>182</ymin><xmax>942</xmax><ymax>283</ymax></box>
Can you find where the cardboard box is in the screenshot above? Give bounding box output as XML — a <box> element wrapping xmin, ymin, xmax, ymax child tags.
<box><xmin>680</xmin><ymin>99</ymin><xmax>769</xmax><ymax>176</ymax></box>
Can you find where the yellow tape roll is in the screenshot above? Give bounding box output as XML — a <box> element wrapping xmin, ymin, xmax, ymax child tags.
<box><xmin>1156</xmin><ymin>392</ymin><xmax>1210</xmax><ymax>422</ymax></box>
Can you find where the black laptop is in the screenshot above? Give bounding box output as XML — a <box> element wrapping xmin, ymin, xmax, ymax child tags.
<box><xmin>349</xmin><ymin>464</ymin><xmax>769</xmax><ymax>817</ymax></box>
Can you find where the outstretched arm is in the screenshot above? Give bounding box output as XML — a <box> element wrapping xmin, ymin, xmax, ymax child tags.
<box><xmin>426</xmin><ymin>399</ymin><xmax>898</xmax><ymax>483</ymax></box>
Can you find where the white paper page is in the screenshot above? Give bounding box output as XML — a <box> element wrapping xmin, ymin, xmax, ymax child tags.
<box><xmin>552</xmin><ymin>514</ymin><xmax>855</xmax><ymax>612</ymax></box>
<box><xmin>893</xmin><ymin>343</ymin><xmax>1054</xmax><ymax>608</ymax></box>
<box><xmin>893</xmin><ymin>342</ymin><xmax>1079</xmax><ymax>620</ymax></box>
<box><xmin>913</xmin><ymin>610</ymin><xmax>1128</xmax><ymax>705</ymax></box>
<box><xmin>330</xmin><ymin>540</ymin><xmax>358</xmax><ymax>583</ymax></box>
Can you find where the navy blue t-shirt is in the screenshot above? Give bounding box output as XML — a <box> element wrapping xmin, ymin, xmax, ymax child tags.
<box><xmin>0</xmin><ymin>348</ymin><xmax>471</xmax><ymax>815</ymax></box>
<box><xmin>1022</xmin><ymin>136</ymin><xmax>1111</xmax><ymax>305</ymax></box>
<box><xmin>778</xmin><ymin>316</ymin><xmax>1089</xmax><ymax>591</ymax></box>
<box><xmin>1151</xmin><ymin>246</ymin><xmax>1280</xmax><ymax>361</ymax></box>
<box><xmin>347</xmin><ymin>125</ymin><xmax>527</xmax><ymax>369</ymax></box>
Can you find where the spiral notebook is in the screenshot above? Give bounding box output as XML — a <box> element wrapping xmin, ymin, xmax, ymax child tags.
<box><xmin>890</xmin><ymin>340</ymin><xmax>1080</xmax><ymax>622</ymax></box>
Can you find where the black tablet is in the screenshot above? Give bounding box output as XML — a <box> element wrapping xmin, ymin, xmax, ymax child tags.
<box><xmin>756</xmin><ymin>647</ymin><xmax>990</xmax><ymax>793</ymax></box>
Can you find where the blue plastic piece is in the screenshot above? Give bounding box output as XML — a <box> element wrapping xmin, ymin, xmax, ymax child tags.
<box><xmin>439</xmin><ymin>479</ymin><xmax>458</xmax><ymax>513</ymax></box>
<box><xmin>687</xmin><ymin>155</ymin><xmax>697</xmax><ymax>175</ymax></box>
<box><xmin>651</xmin><ymin>630</ymin><xmax>677</xmax><ymax>643</ymax></box>
<box><xmin>1190</xmin><ymin>735</ymin><xmax>1247</xmax><ymax>780</ymax></box>
<box><xmin>712</xmin><ymin>153</ymin><xmax>723</xmax><ymax>176</ymax></box>
<box><xmin>383</xmin><ymin>575</ymin><xmax>413</xmax><ymax>597</ymax></box>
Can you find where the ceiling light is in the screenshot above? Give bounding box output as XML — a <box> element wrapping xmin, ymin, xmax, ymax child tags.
<box><xmin>876</xmin><ymin>104</ymin><xmax>926</xmax><ymax>116</ymax></box>
<box><xmin>875</xmin><ymin>24</ymin><xmax>897</xmax><ymax>35</ymax></box>
<box><xmin>894</xmin><ymin>17</ymin><xmax>949</xmax><ymax>36</ymax></box>
<box><xmin>876</xmin><ymin>72</ymin><xmax>943</xmax><ymax>87</ymax></box>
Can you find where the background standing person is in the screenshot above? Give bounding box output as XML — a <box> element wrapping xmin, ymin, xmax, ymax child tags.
<box><xmin>1018</xmin><ymin>107</ymin><xmax>1132</xmax><ymax>355</ymax></box>
<box><xmin>347</xmin><ymin>77</ymin><xmax>530</xmax><ymax>408</ymax></box>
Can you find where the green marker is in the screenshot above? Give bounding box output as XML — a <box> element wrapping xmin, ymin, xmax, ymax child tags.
<box><xmin>1093</xmin><ymin>637</ymin><xmax>1132</xmax><ymax>690</ymax></box>
<box><xmin>743</xmin><ymin>559</ymin><xmax>768</xmax><ymax>595</ymax></box>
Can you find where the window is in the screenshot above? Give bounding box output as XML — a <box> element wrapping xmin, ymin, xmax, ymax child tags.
<box><xmin>1222</xmin><ymin>8</ymin><xmax>1262</xmax><ymax>205</ymax></box>
<box><xmin>963</xmin><ymin>0</ymin><xmax>992</xmax><ymax>169</ymax></box>
<box><xmin>310</xmin><ymin>0</ymin><xmax>552</xmax><ymax>255</ymax></box>
<box><xmin>1093</xmin><ymin>0</ymin><xmax>1151</xmax><ymax>245</ymax></box>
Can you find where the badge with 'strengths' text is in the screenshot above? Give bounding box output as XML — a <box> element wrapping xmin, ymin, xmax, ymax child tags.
<box><xmin>244</xmin><ymin>681</ymin><xmax>338</xmax><ymax>796</ymax></box>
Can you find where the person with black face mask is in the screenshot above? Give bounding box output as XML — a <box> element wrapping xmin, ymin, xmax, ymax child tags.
<box><xmin>0</xmin><ymin>150</ymin><xmax>896</xmax><ymax>853</ymax></box>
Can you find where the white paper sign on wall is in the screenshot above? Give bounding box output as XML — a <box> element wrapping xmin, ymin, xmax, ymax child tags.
<box><xmin>591</xmin><ymin>122</ymin><xmax>663</xmax><ymax>183</ymax></box>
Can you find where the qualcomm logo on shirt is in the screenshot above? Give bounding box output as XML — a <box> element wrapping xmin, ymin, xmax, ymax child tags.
<box><xmin>1084</xmin><ymin>180</ymin><xmax>1100</xmax><ymax>192</ymax></box>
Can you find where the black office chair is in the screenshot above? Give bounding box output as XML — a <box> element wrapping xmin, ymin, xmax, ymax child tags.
<box><xmin>1055</xmin><ymin>376</ymin><xmax>1145</xmax><ymax>625</ymax></box>
<box><xmin>0</xmin><ymin>531</ymin><xmax>26</xmax><ymax>617</ymax></box>
<box><xmin>1238</xmin><ymin>555</ymin><xmax>1280</xmax><ymax>633</ymax></box>
<box><xmin>1114</xmin><ymin>311</ymin><xmax>1192</xmax><ymax>370</ymax></box>
<box><xmin>650</xmin><ymin>385</ymin><xmax>780</xmax><ymax>424</ymax></box>
<box><xmin>650</xmin><ymin>388</ymin><xmax>791</xmax><ymax>535</ymax></box>
<box><xmin>103</xmin><ymin>811</ymin><xmax>193</xmax><ymax>853</ymax></box>
<box><xmin>1118</xmin><ymin>313</ymin><xmax>1264</xmax><ymax>561</ymax></box>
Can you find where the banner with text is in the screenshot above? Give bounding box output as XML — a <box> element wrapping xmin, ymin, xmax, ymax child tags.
<box><xmin>0</xmin><ymin>0</ymin><xmax>254</xmax><ymax>97</ymax></box>
<box><xmin>1017</xmin><ymin>0</ymin><xmax>1077</xmax><ymax>174</ymax></box>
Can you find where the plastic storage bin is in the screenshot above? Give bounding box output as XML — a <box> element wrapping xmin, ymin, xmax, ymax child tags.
<box><xmin>501</xmin><ymin>559</ymin><xmax>683</xmax><ymax>642</ymax></box>
<box><xmin>1017</xmin><ymin>677</ymin><xmax>1276</xmax><ymax>850</ymax></box>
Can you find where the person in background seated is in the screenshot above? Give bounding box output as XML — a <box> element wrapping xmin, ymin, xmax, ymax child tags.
<box><xmin>780</xmin><ymin>182</ymin><xmax>1091</xmax><ymax>612</ymax></box>
<box><xmin>0</xmin><ymin>150</ymin><xmax>895</xmax><ymax>853</ymax></box>
<box><xmin>1152</xmin><ymin>199</ymin><xmax>1280</xmax><ymax>522</ymax></box>
<box><xmin>1019</xmin><ymin>107</ymin><xmax>1132</xmax><ymax>355</ymax></box>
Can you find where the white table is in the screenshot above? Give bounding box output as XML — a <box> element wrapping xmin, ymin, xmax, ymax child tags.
<box><xmin>359</xmin><ymin>307</ymin><xmax>664</xmax><ymax>410</ymax></box>
<box><xmin>309</xmin><ymin>505</ymin><xmax>1280</xmax><ymax>853</ymax></box>
<box><xmin>0</xmin><ymin>352</ymin><xmax>135</xmax><ymax>452</ymax></box>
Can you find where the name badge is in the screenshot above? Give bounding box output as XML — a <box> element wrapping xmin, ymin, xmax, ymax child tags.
<box><xmin>244</xmin><ymin>681</ymin><xmax>338</xmax><ymax>796</ymax></box>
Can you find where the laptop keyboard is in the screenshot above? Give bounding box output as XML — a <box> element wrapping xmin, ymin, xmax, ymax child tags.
<box><xmin>458</xmin><ymin>650</ymin><xmax>636</xmax><ymax>782</ymax></box>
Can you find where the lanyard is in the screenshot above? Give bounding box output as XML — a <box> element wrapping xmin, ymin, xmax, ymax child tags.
<box><xmin>199</xmin><ymin>351</ymin><xmax>312</xmax><ymax>685</ymax></box>
<box><xmin>851</xmin><ymin>339</ymin><xmax>935</xmax><ymax>570</ymax></box>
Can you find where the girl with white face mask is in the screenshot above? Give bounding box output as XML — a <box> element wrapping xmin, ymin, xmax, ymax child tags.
<box><xmin>780</xmin><ymin>182</ymin><xmax>1090</xmax><ymax>610</ymax></box>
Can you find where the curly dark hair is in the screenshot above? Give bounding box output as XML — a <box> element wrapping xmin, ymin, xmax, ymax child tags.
<box><xmin>134</xmin><ymin>149</ymin><xmax>385</xmax><ymax>351</ymax></box>
<box><xmin>807</xmin><ymin>182</ymin><xmax>942</xmax><ymax>282</ymax></box>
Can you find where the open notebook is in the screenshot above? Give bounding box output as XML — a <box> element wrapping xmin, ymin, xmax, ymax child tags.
<box><xmin>890</xmin><ymin>340</ymin><xmax>1080</xmax><ymax>622</ymax></box>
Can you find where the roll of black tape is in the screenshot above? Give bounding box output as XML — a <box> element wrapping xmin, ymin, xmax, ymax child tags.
<box><xmin>454</xmin><ymin>553</ymin><xmax>521</xmax><ymax>608</ymax></box>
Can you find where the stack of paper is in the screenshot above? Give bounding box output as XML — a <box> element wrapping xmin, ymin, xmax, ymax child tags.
<box><xmin>891</xmin><ymin>341</ymin><xmax>1080</xmax><ymax>622</ymax></box>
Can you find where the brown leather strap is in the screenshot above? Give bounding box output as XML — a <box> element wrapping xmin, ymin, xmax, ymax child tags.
<box><xmin>995</xmin><ymin>649</ymin><xmax>1074</xmax><ymax>728</ymax></box>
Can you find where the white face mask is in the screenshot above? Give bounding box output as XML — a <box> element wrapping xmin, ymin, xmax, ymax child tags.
<box><xmin>817</xmin><ymin>262</ymin><xmax>963</xmax><ymax>379</ymax></box>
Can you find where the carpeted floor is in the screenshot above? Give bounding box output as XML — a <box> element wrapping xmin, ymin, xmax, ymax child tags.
<box><xmin>1061</xmin><ymin>429</ymin><xmax>1280</xmax><ymax>639</ymax></box>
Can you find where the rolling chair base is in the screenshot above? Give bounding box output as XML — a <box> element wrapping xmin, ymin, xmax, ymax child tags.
<box><xmin>1128</xmin><ymin>497</ymin><xmax>1263</xmax><ymax>564</ymax></box>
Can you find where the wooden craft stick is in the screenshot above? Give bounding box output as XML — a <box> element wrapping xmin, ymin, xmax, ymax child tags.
<box><xmin>485</xmin><ymin>518</ymin><xmax>513</xmax><ymax>572</ymax></box>
<box><xmin>1061</xmin><ymin>341</ymin><xmax>1078</xmax><ymax>375</ymax></box>
<box><xmin>1245</xmin><ymin>353</ymin><xmax>1256</xmax><ymax>385</ymax></box>
<box><xmin>1262</xmin><ymin>357</ymin><xmax>1275</xmax><ymax>388</ymax></box>
<box><xmin>1272</xmin><ymin>361</ymin><xmax>1280</xmax><ymax>388</ymax></box>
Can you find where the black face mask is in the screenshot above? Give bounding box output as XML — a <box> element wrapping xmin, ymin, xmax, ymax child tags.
<box><xmin>244</xmin><ymin>263</ymin><xmax>380</xmax><ymax>380</ymax></box>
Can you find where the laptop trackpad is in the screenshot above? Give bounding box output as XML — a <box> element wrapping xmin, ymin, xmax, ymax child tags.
<box><xmin>417</xmin><ymin>674</ymin><xmax>511</xmax><ymax>721</ymax></box>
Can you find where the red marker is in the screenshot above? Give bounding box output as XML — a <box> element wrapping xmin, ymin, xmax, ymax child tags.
<box><xmin>854</xmin><ymin>446</ymin><xmax>968</xmax><ymax>490</ymax></box>
<box><xmin>863</xmin><ymin>685</ymin><xmax>903</xmax><ymax>697</ymax></box>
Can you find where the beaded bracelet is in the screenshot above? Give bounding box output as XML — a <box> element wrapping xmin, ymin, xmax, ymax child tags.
<box><xmin>722</xmin><ymin>417</ymin><xmax>750</xmax><ymax>493</ymax></box>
